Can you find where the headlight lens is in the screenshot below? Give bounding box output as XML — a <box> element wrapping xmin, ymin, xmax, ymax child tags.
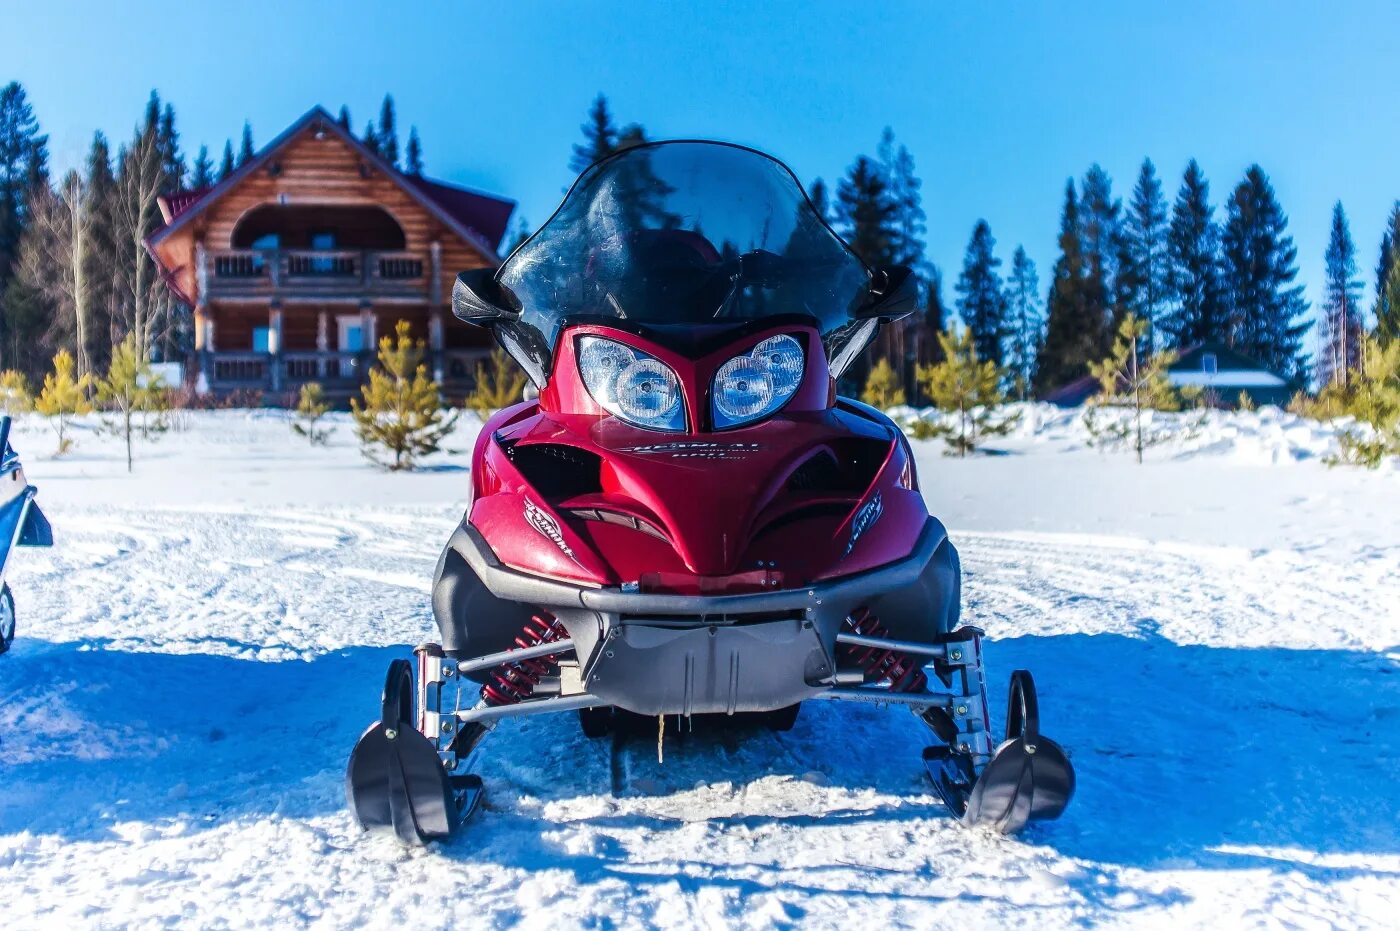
<box><xmin>711</xmin><ymin>334</ymin><xmax>805</xmax><ymax>429</ymax></box>
<box><xmin>578</xmin><ymin>336</ymin><xmax>684</xmax><ymax>431</ymax></box>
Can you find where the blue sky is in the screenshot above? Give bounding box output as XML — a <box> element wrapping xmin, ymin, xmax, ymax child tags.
<box><xmin>6</xmin><ymin>1</ymin><xmax>1397</xmax><ymax>341</ymax></box>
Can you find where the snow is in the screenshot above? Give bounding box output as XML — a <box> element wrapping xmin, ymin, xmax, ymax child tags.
<box><xmin>3</xmin><ymin>407</ymin><xmax>1399</xmax><ymax>930</ymax></box>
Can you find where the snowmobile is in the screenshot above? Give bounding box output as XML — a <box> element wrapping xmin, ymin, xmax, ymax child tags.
<box><xmin>347</xmin><ymin>141</ymin><xmax>1074</xmax><ymax>845</ymax></box>
<box><xmin>0</xmin><ymin>415</ymin><xmax>53</xmax><ymax>655</ymax></box>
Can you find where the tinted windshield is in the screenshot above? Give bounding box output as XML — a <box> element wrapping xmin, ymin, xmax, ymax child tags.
<box><xmin>495</xmin><ymin>142</ymin><xmax>873</xmax><ymax>381</ymax></box>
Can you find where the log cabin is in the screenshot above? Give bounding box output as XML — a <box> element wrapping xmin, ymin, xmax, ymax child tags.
<box><xmin>147</xmin><ymin>105</ymin><xmax>514</xmax><ymax>401</ymax></box>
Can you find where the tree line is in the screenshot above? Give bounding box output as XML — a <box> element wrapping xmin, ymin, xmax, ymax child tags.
<box><xmin>568</xmin><ymin>95</ymin><xmax>1400</xmax><ymax>399</ymax></box>
<box><xmin>0</xmin><ymin>82</ymin><xmax>425</xmax><ymax>382</ymax></box>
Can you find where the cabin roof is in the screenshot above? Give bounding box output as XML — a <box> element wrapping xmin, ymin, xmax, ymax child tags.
<box><xmin>149</xmin><ymin>105</ymin><xmax>515</xmax><ymax>259</ymax></box>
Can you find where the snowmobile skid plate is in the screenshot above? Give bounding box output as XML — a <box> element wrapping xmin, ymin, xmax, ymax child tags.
<box><xmin>345</xmin><ymin>659</ymin><xmax>483</xmax><ymax>845</ymax></box>
<box><xmin>924</xmin><ymin>669</ymin><xmax>1075</xmax><ymax>834</ymax></box>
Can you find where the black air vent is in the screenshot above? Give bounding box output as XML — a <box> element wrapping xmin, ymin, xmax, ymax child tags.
<box><xmin>506</xmin><ymin>443</ymin><xmax>603</xmax><ymax>499</ymax></box>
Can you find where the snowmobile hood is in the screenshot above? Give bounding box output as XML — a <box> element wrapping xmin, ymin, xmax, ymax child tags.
<box><xmin>467</xmin><ymin>393</ymin><xmax>928</xmax><ymax>588</ymax></box>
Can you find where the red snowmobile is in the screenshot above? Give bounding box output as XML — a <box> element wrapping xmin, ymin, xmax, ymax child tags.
<box><xmin>347</xmin><ymin>141</ymin><xmax>1074</xmax><ymax>845</ymax></box>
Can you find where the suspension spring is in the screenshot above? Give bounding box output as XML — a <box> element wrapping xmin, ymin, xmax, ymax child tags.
<box><xmin>480</xmin><ymin>613</ymin><xmax>569</xmax><ymax>706</ymax></box>
<box><xmin>839</xmin><ymin>608</ymin><xmax>928</xmax><ymax>692</ymax></box>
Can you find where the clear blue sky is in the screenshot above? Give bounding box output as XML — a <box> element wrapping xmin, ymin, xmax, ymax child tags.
<box><xmin>6</xmin><ymin>1</ymin><xmax>1397</xmax><ymax>344</ymax></box>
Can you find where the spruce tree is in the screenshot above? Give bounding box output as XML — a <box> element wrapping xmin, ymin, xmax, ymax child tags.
<box><xmin>157</xmin><ymin>102</ymin><xmax>184</xmax><ymax>192</ymax></box>
<box><xmin>1320</xmin><ymin>202</ymin><xmax>1363</xmax><ymax>386</ymax></box>
<box><xmin>84</xmin><ymin>131</ymin><xmax>119</xmax><ymax>374</ymax></box>
<box><xmin>1163</xmin><ymin>160</ymin><xmax>1226</xmax><ymax>348</ymax></box>
<box><xmin>1036</xmin><ymin>180</ymin><xmax>1099</xmax><ymax>393</ymax></box>
<box><xmin>362</xmin><ymin>121</ymin><xmax>380</xmax><ymax>157</ymax></box>
<box><xmin>571</xmin><ymin>94</ymin><xmax>619</xmax><ymax>173</ymax></box>
<box><xmin>190</xmin><ymin>145</ymin><xmax>214</xmax><ymax>188</ymax></box>
<box><xmin>237</xmin><ymin>122</ymin><xmax>255</xmax><ymax>166</ymax></box>
<box><xmin>218</xmin><ymin>140</ymin><xmax>235</xmax><ymax>180</ymax></box>
<box><xmin>1122</xmin><ymin>158</ymin><xmax>1169</xmax><ymax>348</ymax></box>
<box><xmin>954</xmin><ymin>220</ymin><xmax>1006</xmax><ymax>366</ymax></box>
<box><xmin>878</xmin><ymin>128</ymin><xmax>926</xmax><ymax>269</ymax></box>
<box><xmin>1221</xmin><ymin>165</ymin><xmax>1309</xmax><ymax>381</ymax></box>
<box><xmin>1078</xmin><ymin>164</ymin><xmax>1121</xmax><ymax>343</ymax></box>
<box><xmin>377</xmin><ymin>95</ymin><xmax>398</xmax><ymax>168</ymax></box>
<box><xmin>1004</xmin><ymin>246</ymin><xmax>1042</xmax><ymax>400</ymax></box>
<box><xmin>337</xmin><ymin>105</ymin><xmax>352</xmax><ymax>131</ymax></box>
<box><xmin>405</xmin><ymin>127</ymin><xmax>424</xmax><ymax>175</ymax></box>
<box><xmin>1377</xmin><ymin>257</ymin><xmax>1400</xmax><ymax>348</ymax></box>
<box><xmin>1374</xmin><ymin>203</ymin><xmax>1400</xmax><ymax>341</ymax></box>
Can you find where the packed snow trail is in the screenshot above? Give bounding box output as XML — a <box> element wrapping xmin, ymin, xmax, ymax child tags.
<box><xmin>4</xmin><ymin>494</ymin><xmax>1398</xmax><ymax>929</ymax></box>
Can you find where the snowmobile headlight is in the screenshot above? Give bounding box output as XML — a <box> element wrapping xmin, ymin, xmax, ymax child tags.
<box><xmin>711</xmin><ymin>334</ymin><xmax>804</xmax><ymax>429</ymax></box>
<box><xmin>578</xmin><ymin>336</ymin><xmax>684</xmax><ymax>431</ymax></box>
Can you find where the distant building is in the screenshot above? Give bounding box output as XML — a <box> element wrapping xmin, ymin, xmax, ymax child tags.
<box><xmin>147</xmin><ymin>105</ymin><xmax>514</xmax><ymax>401</ymax></box>
<box><xmin>1044</xmin><ymin>341</ymin><xmax>1293</xmax><ymax>408</ymax></box>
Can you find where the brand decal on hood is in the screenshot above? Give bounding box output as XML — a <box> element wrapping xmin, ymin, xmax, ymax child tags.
<box><xmin>844</xmin><ymin>491</ymin><xmax>883</xmax><ymax>556</ymax></box>
<box><xmin>524</xmin><ymin>498</ymin><xmax>578</xmax><ymax>561</ymax></box>
<box><xmin>618</xmin><ymin>441</ymin><xmax>762</xmax><ymax>460</ymax></box>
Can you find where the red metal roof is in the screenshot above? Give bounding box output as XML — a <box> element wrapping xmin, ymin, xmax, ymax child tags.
<box><xmin>162</xmin><ymin>187</ymin><xmax>212</xmax><ymax>221</ymax></box>
<box><xmin>401</xmin><ymin>174</ymin><xmax>515</xmax><ymax>252</ymax></box>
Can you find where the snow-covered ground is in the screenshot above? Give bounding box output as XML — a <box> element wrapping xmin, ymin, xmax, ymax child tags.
<box><xmin>2</xmin><ymin>407</ymin><xmax>1398</xmax><ymax>930</ymax></box>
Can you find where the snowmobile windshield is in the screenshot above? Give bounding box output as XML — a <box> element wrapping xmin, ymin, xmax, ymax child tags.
<box><xmin>495</xmin><ymin>141</ymin><xmax>874</xmax><ymax>381</ymax></box>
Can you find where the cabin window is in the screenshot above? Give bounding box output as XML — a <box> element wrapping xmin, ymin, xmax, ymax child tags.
<box><xmin>250</xmin><ymin>233</ymin><xmax>279</xmax><ymax>273</ymax></box>
<box><xmin>1202</xmin><ymin>353</ymin><xmax>1218</xmax><ymax>375</ymax></box>
<box><xmin>252</xmin><ymin>327</ymin><xmax>271</xmax><ymax>353</ymax></box>
<box><xmin>310</xmin><ymin>231</ymin><xmax>337</xmax><ymax>273</ymax></box>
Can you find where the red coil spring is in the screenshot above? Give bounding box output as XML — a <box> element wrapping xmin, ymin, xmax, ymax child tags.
<box><xmin>481</xmin><ymin>613</ymin><xmax>569</xmax><ymax>706</ymax></box>
<box><xmin>839</xmin><ymin>608</ymin><xmax>928</xmax><ymax>692</ymax></box>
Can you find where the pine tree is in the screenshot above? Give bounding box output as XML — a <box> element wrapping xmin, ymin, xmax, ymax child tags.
<box><xmin>1084</xmin><ymin>314</ymin><xmax>1182</xmax><ymax>463</ymax></box>
<box><xmin>1320</xmin><ymin>202</ymin><xmax>1363</xmax><ymax>386</ymax></box>
<box><xmin>954</xmin><ymin>220</ymin><xmax>1005</xmax><ymax>365</ymax></box>
<box><xmin>362</xmin><ymin>121</ymin><xmax>380</xmax><ymax>157</ymax></box>
<box><xmin>465</xmin><ymin>349</ymin><xmax>526</xmax><ymax>418</ymax></box>
<box><xmin>84</xmin><ymin>132</ymin><xmax>119</xmax><ymax>375</ymax></box>
<box><xmin>237</xmin><ymin>122</ymin><xmax>255</xmax><ymax>166</ymax></box>
<box><xmin>377</xmin><ymin>95</ymin><xmax>398</xmax><ymax>168</ymax></box>
<box><xmin>834</xmin><ymin>155</ymin><xmax>897</xmax><ymax>267</ymax></box>
<box><xmin>0</xmin><ymin>81</ymin><xmax>50</xmax><ymax>302</ymax></box>
<box><xmin>405</xmin><ymin>127</ymin><xmax>424</xmax><ymax>175</ymax></box>
<box><xmin>1163</xmin><ymin>160</ymin><xmax>1226</xmax><ymax>348</ymax></box>
<box><xmin>1221</xmin><ymin>165</ymin><xmax>1309</xmax><ymax>381</ymax></box>
<box><xmin>912</xmin><ymin>328</ymin><xmax>1018</xmax><ymax>456</ymax></box>
<box><xmin>190</xmin><ymin>145</ymin><xmax>214</xmax><ymax>188</ymax></box>
<box><xmin>571</xmin><ymin>94</ymin><xmax>620</xmax><ymax>173</ymax></box>
<box><xmin>1004</xmin><ymin>246</ymin><xmax>1042</xmax><ymax>400</ymax></box>
<box><xmin>34</xmin><ymin>349</ymin><xmax>94</xmax><ymax>454</ymax></box>
<box><xmin>878</xmin><ymin>128</ymin><xmax>926</xmax><ymax>269</ymax></box>
<box><xmin>292</xmin><ymin>382</ymin><xmax>332</xmax><ymax>445</ymax></box>
<box><xmin>218</xmin><ymin>140</ymin><xmax>235</xmax><ymax>180</ymax></box>
<box><xmin>97</xmin><ymin>333</ymin><xmax>166</xmax><ymax>472</ymax></box>
<box><xmin>1377</xmin><ymin>259</ymin><xmax>1400</xmax><ymax>348</ymax></box>
<box><xmin>336</xmin><ymin>105</ymin><xmax>352</xmax><ymax>131</ymax></box>
<box><xmin>0</xmin><ymin>369</ymin><xmax>30</xmax><ymax>416</ymax></box>
<box><xmin>860</xmin><ymin>357</ymin><xmax>906</xmax><ymax>409</ymax></box>
<box><xmin>351</xmin><ymin>320</ymin><xmax>457</xmax><ymax>470</ymax></box>
<box><xmin>1122</xmin><ymin>159</ymin><xmax>1170</xmax><ymax>348</ymax></box>
<box><xmin>1036</xmin><ymin>180</ymin><xmax>1100</xmax><ymax>392</ymax></box>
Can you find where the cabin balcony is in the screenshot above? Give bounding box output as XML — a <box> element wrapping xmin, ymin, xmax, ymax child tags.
<box><xmin>198</xmin><ymin>348</ymin><xmax>492</xmax><ymax>401</ymax></box>
<box><xmin>202</xmin><ymin>248</ymin><xmax>430</xmax><ymax>302</ymax></box>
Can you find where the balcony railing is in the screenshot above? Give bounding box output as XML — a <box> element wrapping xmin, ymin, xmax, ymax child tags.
<box><xmin>203</xmin><ymin>249</ymin><xmax>430</xmax><ymax>299</ymax></box>
<box><xmin>203</xmin><ymin>349</ymin><xmax>491</xmax><ymax>396</ymax></box>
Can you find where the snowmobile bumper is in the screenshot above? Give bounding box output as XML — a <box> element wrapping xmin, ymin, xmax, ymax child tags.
<box><xmin>435</xmin><ymin>515</ymin><xmax>960</xmax><ymax>716</ymax></box>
